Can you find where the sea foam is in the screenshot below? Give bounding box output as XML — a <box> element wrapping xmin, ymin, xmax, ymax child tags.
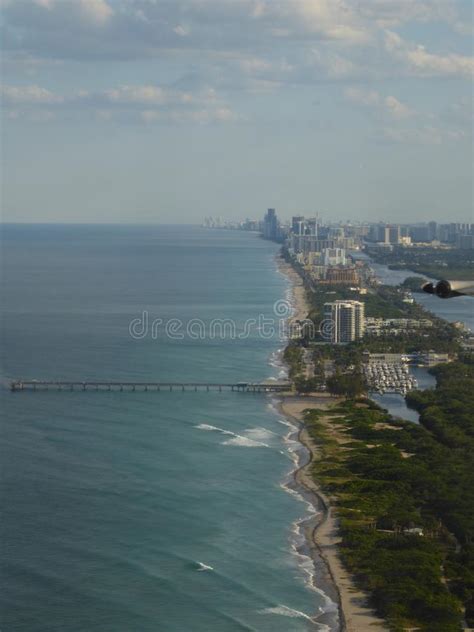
<box><xmin>195</xmin><ymin>423</ymin><xmax>270</xmax><ymax>448</ymax></box>
<box><xmin>258</xmin><ymin>605</ymin><xmax>314</xmax><ymax>621</ymax></box>
<box><xmin>195</xmin><ymin>562</ymin><xmax>213</xmax><ymax>572</ymax></box>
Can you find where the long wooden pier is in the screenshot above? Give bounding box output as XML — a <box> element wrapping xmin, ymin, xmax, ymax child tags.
<box><xmin>10</xmin><ymin>380</ymin><xmax>292</xmax><ymax>393</ymax></box>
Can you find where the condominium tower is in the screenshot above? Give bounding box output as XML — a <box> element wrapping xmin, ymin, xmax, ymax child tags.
<box><xmin>323</xmin><ymin>300</ymin><xmax>365</xmax><ymax>344</ymax></box>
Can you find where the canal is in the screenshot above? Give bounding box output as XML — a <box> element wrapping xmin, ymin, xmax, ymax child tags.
<box><xmin>354</xmin><ymin>253</ymin><xmax>473</xmax><ymax>422</ymax></box>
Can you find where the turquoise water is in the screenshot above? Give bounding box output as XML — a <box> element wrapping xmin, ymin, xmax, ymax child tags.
<box><xmin>1</xmin><ymin>225</ymin><xmax>336</xmax><ymax>631</ymax></box>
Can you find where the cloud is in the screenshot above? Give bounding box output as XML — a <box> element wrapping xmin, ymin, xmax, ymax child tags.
<box><xmin>78</xmin><ymin>0</ymin><xmax>113</xmax><ymax>25</ymax></box>
<box><xmin>384</xmin><ymin>95</ymin><xmax>412</xmax><ymax>119</ymax></box>
<box><xmin>0</xmin><ymin>0</ymin><xmax>372</xmax><ymax>63</ymax></box>
<box><xmin>1</xmin><ymin>82</ymin><xmax>238</xmax><ymax>124</ymax></box>
<box><xmin>379</xmin><ymin>125</ymin><xmax>466</xmax><ymax>145</ymax></box>
<box><xmin>385</xmin><ymin>30</ymin><xmax>474</xmax><ymax>78</ymax></box>
<box><xmin>140</xmin><ymin>106</ymin><xmax>239</xmax><ymax>124</ymax></box>
<box><xmin>101</xmin><ymin>84</ymin><xmax>212</xmax><ymax>107</ymax></box>
<box><xmin>33</xmin><ymin>0</ymin><xmax>114</xmax><ymax>24</ymax></box>
<box><xmin>1</xmin><ymin>0</ymin><xmax>472</xmax><ymax>91</ymax></box>
<box><xmin>357</xmin><ymin>0</ymin><xmax>460</xmax><ymax>28</ymax></box>
<box><xmin>1</xmin><ymin>83</ymin><xmax>63</xmax><ymax>104</ymax></box>
<box><xmin>269</xmin><ymin>0</ymin><xmax>371</xmax><ymax>45</ymax></box>
<box><xmin>345</xmin><ymin>87</ymin><xmax>381</xmax><ymax>107</ymax></box>
<box><xmin>345</xmin><ymin>87</ymin><xmax>413</xmax><ymax>119</ymax></box>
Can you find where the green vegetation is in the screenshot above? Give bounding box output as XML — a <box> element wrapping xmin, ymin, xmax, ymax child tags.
<box><xmin>305</xmin><ymin>280</ymin><xmax>425</xmax><ymax>323</ymax></box>
<box><xmin>406</xmin><ymin>358</ymin><xmax>474</xmax><ymax>625</ymax></box>
<box><xmin>283</xmin><ymin>343</ymin><xmax>303</xmax><ymax>379</ymax></box>
<box><xmin>304</xmin><ymin>280</ymin><xmax>461</xmax><ymax>355</ymax></box>
<box><xmin>326</xmin><ymin>370</ymin><xmax>366</xmax><ymax>398</ymax></box>
<box><xmin>294</xmin><ymin>376</ymin><xmax>324</xmax><ymax>394</ymax></box>
<box><xmin>305</xmin><ymin>357</ymin><xmax>474</xmax><ymax>630</ymax></box>
<box><xmin>401</xmin><ymin>276</ymin><xmax>429</xmax><ymax>292</ymax></box>
<box><xmin>367</xmin><ymin>246</ymin><xmax>474</xmax><ymax>281</ymax></box>
<box><xmin>281</xmin><ymin>250</ymin><xmax>472</xmax><ymax>628</ymax></box>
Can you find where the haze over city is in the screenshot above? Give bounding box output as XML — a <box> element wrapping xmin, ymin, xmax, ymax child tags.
<box><xmin>2</xmin><ymin>0</ymin><xmax>473</xmax><ymax>224</ymax></box>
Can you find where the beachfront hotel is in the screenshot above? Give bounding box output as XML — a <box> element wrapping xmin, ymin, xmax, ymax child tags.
<box><xmin>323</xmin><ymin>300</ymin><xmax>365</xmax><ymax>344</ymax></box>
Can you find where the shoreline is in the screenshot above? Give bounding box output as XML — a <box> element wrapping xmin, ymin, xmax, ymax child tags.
<box><xmin>280</xmin><ymin>396</ymin><xmax>389</xmax><ymax>632</ymax></box>
<box><xmin>275</xmin><ymin>252</ymin><xmax>389</xmax><ymax>632</ymax></box>
<box><xmin>275</xmin><ymin>255</ymin><xmax>311</xmax><ymax>323</ymax></box>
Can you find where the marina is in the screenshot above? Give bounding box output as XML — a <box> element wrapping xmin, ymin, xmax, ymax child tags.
<box><xmin>363</xmin><ymin>362</ymin><xmax>418</xmax><ymax>395</ymax></box>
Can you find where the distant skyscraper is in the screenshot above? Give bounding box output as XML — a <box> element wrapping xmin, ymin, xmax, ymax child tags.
<box><xmin>388</xmin><ymin>225</ymin><xmax>401</xmax><ymax>244</ymax></box>
<box><xmin>323</xmin><ymin>247</ymin><xmax>346</xmax><ymax>266</ymax></box>
<box><xmin>306</xmin><ymin>217</ymin><xmax>319</xmax><ymax>237</ymax></box>
<box><xmin>292</xmin><ymin>215</ymin><xmax>305</xmax><ymax>235</ymax></box>
<box><xmin>323</xmin><ymin>300</ymin><xmax>365</xmax><ymax>344</ymax></box>
<box><xmin>428</xmin><ymin>221</ymin><xmax>438</xmax><ymax>241</ymax></box>
<box><xmin>263</xmin><ymin>208</ymin><xmax>279</xmax><ymax>240</ymax></box>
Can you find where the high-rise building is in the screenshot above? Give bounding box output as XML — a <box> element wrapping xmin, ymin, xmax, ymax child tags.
<box><xmin>323</xmin><ymin>300</ymin><xmax>365</xmax><ymax>344</ymax></box>
<box><xmin>292</xmin><ymin>215</ymin><xmax>305</xmax><ymax>235</ymax></box>
<box><xmin>324</xmin><ymin>267</ymin><xmax>360</xmax><ymax>285</ymax></box>
<box><xmin>410</xmin><ymin>225</ymin><xmax>430</xmax><ymax>242</ymax></box>
<box><xmin>456</xmin><ymin>234</ymin><xmax>474</xmax><ymax>249</ymax></box>
<box><xmin>263</xmin><ymin>208</ymin><xmax>279</xmax><ymax>240</ymax></box>
<box><xmin>306</xmin><ymin>217</ymin><xmax>319</xmax><ymax>237</ymax></box>
<box><xmin>388</xmin><ymin>226</ymin><xmax>401</xmax><ymax>244</ymax></box>
<box><xmin>323</xmin><ymin>247</ymin><xmax>346</xmax><ymax>266</ymax></box>
<box><xmin>428</xmin><ymin>221</ymin><xmax>438</xmax><ymax>241</ymax></box>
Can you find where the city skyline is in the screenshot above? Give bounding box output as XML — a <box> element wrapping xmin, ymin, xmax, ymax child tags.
<box><xmin>2</xmin><ymin>0</ymin><xmax>473</xmax><ymax>224</ymax></box>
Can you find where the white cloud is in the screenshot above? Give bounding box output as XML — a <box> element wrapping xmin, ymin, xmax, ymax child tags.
<box><xmin>1</xmin><ymin>82</ymin><xmax>238</xmax><ymax>124</ymax></box>
<box><xmin>385</xmin><ymin>30</ymin><xmax>474</xmax><ymax>78</ymax></box>
<box><xmin>104</xmin><ymin>85</ymin><xmax>169</xmax><ymax>106</ymax></box>
<box><xmin>384</xmin><ymin>95</ymin><xmax>412</xmax><ymax>119</ymax></box>
<box><xmin>1</xmin><ymin>0</ymin><xmax>371</xmax><ymax>63</ymax></box>
<box><xmin>213</xmin><ymin>107</ymin><xmax>238</xmax><ymax>122</ymax></box>
<box><xmin>32</xmin><ymin>0</ymin><xmax>114</xmax><ymax>23</ymax></box>
<box><xmin>345</xmin><ymin>87</ymin><xmax>413</xmax><ymax>119</ymax></box>
<box><xmin>357</xmin><ymin>0</ymin><xmax>459</xmax><ymax>28</ymax></box>
<box><xmin>345</xmin><ymin>87</ymin><xmax>381</xmax><ymax>106</ymax></box>
<box><xmin>1</xmin><ymin>83</ymin><xmax>63</xmax><ymax>104</ymax></box>
<box><xmin>1</xmin><ymin>0</ymin><xmax>472</xmax><ymax>95</ymax></box>
<box><xmin>406</xmin><ymin>46</ymin><xmax>474</xmax><ymax>78</ymax></box>
<box><xmin>173</xmin><ymin>25</ymin><xmax>190</xmax><ymax>37</ymax></box>
<box><xmin>78</xmin><ymin>0</ymin><xmax>113</xmax><ymax>25</ymax></box>
<box><xmin>279</xmin><ymin>0</ymin><xmax>371</xmax><ymax>44</ymax></box>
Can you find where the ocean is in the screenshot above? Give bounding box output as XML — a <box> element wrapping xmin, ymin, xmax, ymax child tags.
<box><xmin>0</xmin><ymin>225</ymin><xmax>336</xmax><ymax>632</ymax></box>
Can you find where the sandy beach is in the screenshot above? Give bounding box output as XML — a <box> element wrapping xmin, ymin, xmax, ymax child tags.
<box><xmin>280</xmin><ymin>396</ymin><xmax>389</xmax><ymax>632</ymax></box>
<box><xmin>277</xmin><ymin>254</ymin><xmax>389</xmax><ymax>631</ymax></box>
<box><xmin>276</xmin><ymin>256</ymin><xmax>311</xmax><ymax>322</ymax></box>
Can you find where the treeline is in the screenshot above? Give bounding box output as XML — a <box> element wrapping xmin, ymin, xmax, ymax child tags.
<box><xmin>367</xmin><ymin>246</ymin><xmax>474</xmax><ymax>281</ymax></box>
<box><xmin>406</xmin><ymin>358</ymin><xmax>474</xmax><ymax>625</ymax></box>
<box><xmin>306</xmin><ymin>281</ymin><xmax>426</xmax><ymax>323</ymax></box>
<box><xmin>303</xmin><ymin>280</ymin><xmax>459</xmax><ymax>354</ymax></box>
<box><xmin>306</xmin><ymin>359</ymin><xmax>474</xmax><ymax>629</ymax></box>
<box><xmin>402</xmin><ymin>276</ymin><xmax>429</xmax><ymax>292</ymax></box>
<box><xmin>283</xmin><ymin>344</ymin><xmax>303</xmax><ymax>379</ymax></box>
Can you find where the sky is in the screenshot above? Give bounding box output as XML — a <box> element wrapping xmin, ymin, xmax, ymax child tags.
<box><xmin>1</xmin><ymin>0</ymin><xmax>473</xmax><ymax>224</ymax></box>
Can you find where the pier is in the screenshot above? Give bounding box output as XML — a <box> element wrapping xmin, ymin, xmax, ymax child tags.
<box><xmin>10</xmin><ymin>380</ymin><xmax>292</xmax><ymax>393</ymax></box>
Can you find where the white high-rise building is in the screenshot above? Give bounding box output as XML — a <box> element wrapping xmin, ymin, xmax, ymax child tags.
<box><xmin>323</xmin><ymin>300</ymin><xmax>365</xmax><ymax>344</ymax></box>
<box><xmin>323</xmin><ymin>247</ymin><xmax>346</xmax><ymax>266</ymax></box>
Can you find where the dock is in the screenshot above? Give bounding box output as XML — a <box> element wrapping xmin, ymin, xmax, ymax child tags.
<box><xmin>10</xmin><ymin>380</ymin><xmax>292</xmax><ymax>393</ymax></box>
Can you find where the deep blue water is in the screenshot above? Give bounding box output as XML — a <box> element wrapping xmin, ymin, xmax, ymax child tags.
<box><xmin>1</xmin><ymin>225</ymin><xmax>336</xmax><ymax>631</ymax></box>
